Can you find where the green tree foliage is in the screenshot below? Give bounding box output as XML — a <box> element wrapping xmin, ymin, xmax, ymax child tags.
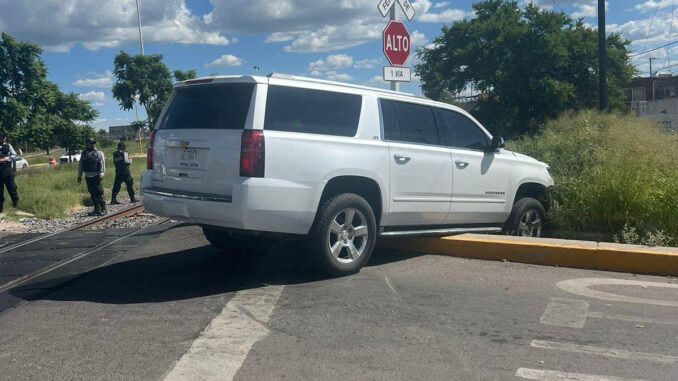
<box><xmin>415</xmin><ymin>0</ymin><xmax>636</xmax><ymax>137</ymax></box>
<box><xmin>112</xmin><ymin>51</ymin><xmax>173</xmax><ymax>130</ymax></box>
<box><xmin>0</xmin><ymin>33</ymin><xmax>98</xmax><ymax>152</ymax></box>
<box><xmin>173</xmin><ymin>69</ymin><xmax>197</xmax><ymax>81</ymax></box>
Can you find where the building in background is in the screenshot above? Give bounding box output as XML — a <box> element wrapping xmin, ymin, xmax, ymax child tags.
<box><xmin>624</xmin><ymin>75</ymin><xmax>678</xmax><ymax>131</ymax></box>
<box><xmin>109</xmin><ymin>125</ymin><xmax>149</xmax><ymax>141</ymax></box>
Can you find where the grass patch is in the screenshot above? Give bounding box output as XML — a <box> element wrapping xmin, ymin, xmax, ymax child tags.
<box><xmin>6</xmin><ymin>146</ymin><xmax>147</xmax><ymax>219</ymax></box>
<box><xmin>507</xmin><ymin>110</ymin><xmax>678</xmax><ymax>246</ymax></box>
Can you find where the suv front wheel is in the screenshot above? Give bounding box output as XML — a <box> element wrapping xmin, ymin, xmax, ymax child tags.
<box><xmin>308</xmin><ymin>193</ymin><xmax>377</xmax><ymax>276</ymax></box>
<box><xmin>504</xmin><ymin>197</ymin><xmax>546</xmax><ymax>237</ymax></box>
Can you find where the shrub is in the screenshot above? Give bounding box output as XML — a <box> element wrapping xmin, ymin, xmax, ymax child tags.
<box><xmin>507</xmin><ymin>110</ymin><xmax>678</xmax><ymax>246</ymax></box>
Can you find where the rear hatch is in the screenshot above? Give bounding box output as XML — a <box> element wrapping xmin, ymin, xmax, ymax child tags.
<box><xmin>150</xmin><ymin>80</ymin><xmax>257</xmax><ymax>197</ymax></box>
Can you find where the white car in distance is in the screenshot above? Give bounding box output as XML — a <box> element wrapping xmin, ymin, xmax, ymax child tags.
<box><xmin>59</xmin><ymin>150</ymin><xmax>81</xmax><ymax>164</ymax></box>
<box><xmin>142</xmin><ymin>74</ymin><xmax>554</xmax><ymax>275</ymax></box>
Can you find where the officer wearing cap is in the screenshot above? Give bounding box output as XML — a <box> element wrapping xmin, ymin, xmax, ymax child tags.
<box><xmin>111</xmin><ymin>141</ymin><xmax>137</xmax><ymax>205</ymax></box>
<box><xmin>77</xmin><ymin>137</ymin><xmax>107</xmax><ymax>216</ymax></box>
<box><xmin>0</xmin><ymin>133</ymin><xmax>19</xmax><ymax>213</ymax></box>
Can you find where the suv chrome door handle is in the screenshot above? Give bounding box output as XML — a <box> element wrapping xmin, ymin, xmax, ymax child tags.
<box><xmin>455</xmin><ymin>160</ymin><xmax>469</xmax><ymax>169</ymax></box>
<box><xmin>394</xmin><ymin>154</ymin><xmax>411</xmax><ymax>164</ymax></box>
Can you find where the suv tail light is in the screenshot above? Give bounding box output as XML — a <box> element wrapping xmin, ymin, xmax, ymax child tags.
<box><xmin>147</xmin><ymin>129</ymin><xmax>158</xmax><ymax>170</ymax></box>
<box><xmin>240</xmin><ymin>130</ymin><xmax>265</xmax><ymax>177</ymax></box>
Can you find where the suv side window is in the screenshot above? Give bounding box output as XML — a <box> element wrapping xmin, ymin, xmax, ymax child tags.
<box><xmin>264</xmin><ymin>85</ymin><xmax>362</xmax><ymax>137</ymax></box>
<box><xmin>436</xmin><ymin>109</ymin><xmax>489</xmax><ymax>150</ymax></box>
<box><xmin>381</xmin><ymin>99</ymin><xmax>440</xmax><ymax>145</ymax></box>
<box><xmin>380</xmin><ymin>99</ymin><xmax>400</xmax><ymax>141</ymax></box>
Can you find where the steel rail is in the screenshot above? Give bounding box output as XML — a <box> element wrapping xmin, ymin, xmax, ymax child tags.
<box><xmin>0</xmin><ymin>205</ymin><xmax>146</xmax><ymax>255</ymax></box>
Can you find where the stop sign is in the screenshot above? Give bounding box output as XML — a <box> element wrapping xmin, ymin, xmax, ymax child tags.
<box><xmin>383</xmin><ymin>20</ymin><xmax>410</xmax><ymax>66</ymax></box>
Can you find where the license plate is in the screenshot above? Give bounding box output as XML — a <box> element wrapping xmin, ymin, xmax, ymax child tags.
<box><xmin>179</xmin><ymin>149</ymin><xmax>200</xmax><ymax>168</ymax></box>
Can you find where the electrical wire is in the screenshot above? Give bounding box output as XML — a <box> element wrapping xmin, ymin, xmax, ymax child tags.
<box><xmin>642</xmin><ymin>0</ymin><xmax>664</xmax><ymax>53</ymax></box>
<box><xmin>667</xmin><ymin>0</ymin><xmax>676</xmax><ymax>71</ymax></box>
<box><xmin>630</xmin><ymin>40</ymin><xmax>678</xmax><ymax>58</ymax></box>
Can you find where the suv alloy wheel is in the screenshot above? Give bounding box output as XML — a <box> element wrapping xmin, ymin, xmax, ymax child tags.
<box><xmin>504</xmin><ymin>197</ymin><xmax>546</xmax><ymax>237</ymax></box>
<box><xmin>309</xmin><ymin>193</ymin><xmax>377</xmax><ymax>275</ymax></box>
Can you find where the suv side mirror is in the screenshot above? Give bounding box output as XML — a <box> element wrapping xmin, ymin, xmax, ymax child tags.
<box><xmin>486</xmin><ymin>136</ymin><xmax>505</xmax><ymax>152</ymax></box>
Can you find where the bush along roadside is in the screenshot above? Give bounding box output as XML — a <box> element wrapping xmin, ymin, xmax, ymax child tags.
<box><xmin>507</xmin><ymin>110</ymin><xmax>678</xmax><ymax>246</ymax></box>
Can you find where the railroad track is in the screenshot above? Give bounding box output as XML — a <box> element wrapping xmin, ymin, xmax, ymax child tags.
<box><xmin>0</xmin><ymin>205</ymin><xmax>168</xmax><ymax>296</ymax></box>
<box><xmin>0</xmin><ymin>204</ymin><xmax>146</xmax><ymax>255</ymax></box>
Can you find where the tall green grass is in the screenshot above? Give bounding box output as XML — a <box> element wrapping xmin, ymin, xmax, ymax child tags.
<box><xmin>6</xmin><ymin>147</ymin><xmax>147</xmax><ymax>219</ymax></box>
<box><xmin>507</xmin><ymin>110</ymin><xmax>678</xmax><ymax>245</ymax></box>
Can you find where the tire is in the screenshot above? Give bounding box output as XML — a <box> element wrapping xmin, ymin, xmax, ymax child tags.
<box><xmin>22</xmin><ymin>164</ymin><xmax>27</xmax><ymax>169</ymax></box>
<box><xmin>503</xmin><ymin>197</ymin><xmax>546</xmax><ymax>237</ymax></box>
<box><xmin>307</xmin><ymin>193</ymin><xmax>377</xmax><ymax>276</ymax></box>
<box><xmin>201</xmin><ymin>227</ymin><xmax>270</xmax><ymax>254</ymax></box>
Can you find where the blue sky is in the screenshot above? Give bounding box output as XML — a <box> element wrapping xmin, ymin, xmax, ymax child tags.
<box><xmin>0</xmin><ymin>0</ymin><xmax>675</xmax><ymax>130</ymax></box>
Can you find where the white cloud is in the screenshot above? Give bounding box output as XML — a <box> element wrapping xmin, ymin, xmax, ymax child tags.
<box><xmin>73</xmin><ymin>71</ymin><xmax>114</xmax><ymax>88</ymax></box>
<box><xmin>78</xmin><ymin>91</ymin><xmax>106</xmax><ymax>102</ymax></box>
<box><xmin>634</xmin><ymin>1</ymin><xmax>673</xmax><ymax>12</ymax></box>
<box><xmin>265</xmin><ymin>31</ymin><xmax>306</xmax><ymax>43</ymax></box>
<box><xmin>572</xmin><ymin>4</ymin><xmax>596</xmax><ymax>18</ymax></box>
<box><xmin>283</xmin><ymin>18</ymin><xmax>383</xmax><ymax>53</ymax></box>
<box><xmin>206</xmin><ymin>54</ymin><xmax>244</xmax><ymax>68</ymax></box>
<box><xmin>0</xmin><ymin>0</ymin><xmax>229</xmax><ymax>52</ymax></box>
<box><xmin>433</xmin><ymin>1</ymin><xmax>450</xmax><ymax>9</ymax></box>
<box><xmin>325</xmin><ymin>71</ymin><xmax>353</xmax><ymax>81</ymax></box>
<box><xmin>354</xmin><ymin>58</ymin><xmax>381</xmax><ymax>70</ymax></box>
<box><xmin>309</xmin><ymin>54</ymin><xmax>354</xmax><ymax>73</ymax></box>
<box><xmin>413</xmin><ymin>0</ymin><xmax>468</xmax><ymax>23</ymax></box>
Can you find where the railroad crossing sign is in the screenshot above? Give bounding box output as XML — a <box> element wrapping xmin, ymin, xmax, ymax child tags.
<box><xmin>377</xmin><ymin>0</ymin><xmax>416</xmax><ymax>21</ymax></box>
<box><xmin>383</xmin><ymin>21</ymin><xmax>410</xmax><ymax>66</ymax></box>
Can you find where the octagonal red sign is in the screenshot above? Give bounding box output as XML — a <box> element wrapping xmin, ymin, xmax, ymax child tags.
<box><xmin>383</xmin><ymin>20</ymin><xmax>410</xmax><ymax>66</ymax></box>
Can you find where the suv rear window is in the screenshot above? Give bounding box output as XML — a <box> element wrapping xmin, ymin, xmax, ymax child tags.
<box><xmin>264</xmin><ymin>85</ymin><xmax>362</xmax><ymax>137</ymax></box>
<box><xmin>158</xmin><ymin>83</ymin><xmax>255</xmax><ymax>130</ymax></box>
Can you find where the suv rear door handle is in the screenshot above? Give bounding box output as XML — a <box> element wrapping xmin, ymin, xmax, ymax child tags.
<box><xmin>455</xmin><ymin>160</ymin><xmax>469</xmax><ymax>169</ymax></box>
<box><xmin>394</xmin><ymin>154</ymin><xmax>411</xmax><ymax>164</ymax></box>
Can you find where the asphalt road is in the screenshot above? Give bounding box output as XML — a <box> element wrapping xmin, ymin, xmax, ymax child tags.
<box><xmin>0</xmin><ymin>224</ymin><xmax>676</xmax><ymax>381</ymax></box>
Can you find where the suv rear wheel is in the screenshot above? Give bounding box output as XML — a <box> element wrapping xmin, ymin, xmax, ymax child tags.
<box><xmin>504</xmin><ymin>197</ymin><xmax>545</xmax><ymax>237</ymax></box>
<box><xmin>308</xmin><ymin>193</ymin><xmax>377</xmax><ymax>276</ymax></box>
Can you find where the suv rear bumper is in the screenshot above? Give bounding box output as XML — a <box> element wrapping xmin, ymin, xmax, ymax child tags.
<box><xmin>141</xmin><ymin>173</ymin><xmax>317</xmax><ymax>235</ymax></box>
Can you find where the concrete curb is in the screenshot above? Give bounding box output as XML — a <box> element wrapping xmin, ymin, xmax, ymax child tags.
<box><xmin>377</xmin><ymin>234</ymin><xmax>678</xmax><ymax>276</ymax></box>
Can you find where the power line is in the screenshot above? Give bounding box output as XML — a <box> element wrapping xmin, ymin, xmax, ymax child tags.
<box><xmin>630</xmin><ymin>40</ymin><xmax>678</xmax><ymax>58</ymax></box>
<box><xmin>650</xmin><ymin>60</ymin><xmax>678</xmax><ymax>73</ymax></box>
<box><xmin>642</xmin><ymin>0</ymin><xmax>664</xmax><ymax>53</ymax></box>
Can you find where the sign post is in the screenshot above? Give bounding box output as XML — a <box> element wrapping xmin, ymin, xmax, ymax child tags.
<box><xmin>378</xmin><ymin>0</ymin><xmax>415</xmax><ymax>91</ymax></box>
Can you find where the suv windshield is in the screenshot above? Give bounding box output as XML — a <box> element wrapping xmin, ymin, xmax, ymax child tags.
<box><xmin>158</xmin><ymin>83</ymin><xmax>255</xmax><ymax>130</ymax></box>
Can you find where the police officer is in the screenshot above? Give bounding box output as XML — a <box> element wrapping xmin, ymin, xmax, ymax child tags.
<box><xmin>111</xmin><ymin>141</ymin><xmax>137</xmax><ymax>204</ymax></box>
<box><xmin>77</xmin><ymin>137</ymin><xmax>107</xmax><ymax>216</ymax></box>
<box><xmin>0</xmin><ymin>133</ymin><xmax>19</xmax><ymax>213</ymax></box>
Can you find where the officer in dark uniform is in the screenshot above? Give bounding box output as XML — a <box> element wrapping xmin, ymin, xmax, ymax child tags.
<box><xmin>77</xmin><ymin>137</ymin><xmax>107</xmax><ymax>216</ymax></box>
<box><xmin>111</xmin><ymin>141</ymin><xmax>137</xmax><ymax>204</ymax></box>
<box><xmin>0</xmin><ymin>133</ymin><xmax>19</xmax><ymax>213</ymax></box>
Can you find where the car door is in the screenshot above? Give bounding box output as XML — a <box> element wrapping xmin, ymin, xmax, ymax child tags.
<box><xmin>435</xmin><ymin>108</ymin><xmax>510</xmax><ymax>224</ymax></box>
<box><xmin>381</xmin><ymin>99</ymin><xmax>452</xmax><ymax>226</ymax></box>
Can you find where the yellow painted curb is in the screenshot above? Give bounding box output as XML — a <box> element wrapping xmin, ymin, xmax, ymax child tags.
<box><xmin>377</xmin><ymin>234</ymin><xmax>678</xmax><ymax>276</ymax></box>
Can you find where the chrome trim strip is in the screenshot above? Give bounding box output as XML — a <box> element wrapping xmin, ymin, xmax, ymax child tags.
<box><xmin>142</xmin><ymin>188</ymin><xmax>232</xmax><ymax>203</ymax></box>
<box><xmin>380</xmin><ymin>227</ymin><xmax>502</xmax><ymax>237</ymax></box>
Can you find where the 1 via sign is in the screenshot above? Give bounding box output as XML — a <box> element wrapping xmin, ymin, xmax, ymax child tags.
<box><xmin>383</xmin><ymin>20</ymin><xmax>410</xmax><ymax>66</ymax></box>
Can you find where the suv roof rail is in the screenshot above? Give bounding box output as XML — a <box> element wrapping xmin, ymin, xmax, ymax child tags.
<box><xmin>265</xmin><ymin>72</ymin><xmax>414</xmax><ymax>97</ymax></box>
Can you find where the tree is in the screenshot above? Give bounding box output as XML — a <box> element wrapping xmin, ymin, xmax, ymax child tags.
<box><xmin>415</xmin><ymin>0</ymin><xmax>636</xmax><ymax>137</ymax></box>
<box><xmin>112</xmin><ymin>51</ymin><xmax>173</xmax><ymax>130</ymax></box>
<box><xmin>0</xmin><ymin>33</ymin><xmax>99</xmax><ymax>153</ymax></box>
<box><xmin>173</xmin><ymin>69</ymin><xmax>197</xmax><ymax>81</ymax></box>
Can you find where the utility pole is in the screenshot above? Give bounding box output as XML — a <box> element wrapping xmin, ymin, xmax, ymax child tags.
<box><xmin>598</xmin><ymin>0</ymin><xmax>606</xmax><ymax>111</ymax></box>
<box><xmin>135</xmin><ymin>0</ymin><xmax>144</xmax><ymax>55</ymax></box>
<box><xmin>389</xmin><ymin>5</ymin><xmax>399</xmax><ymax>92</ymax></box>
<box><xmin>135</xmin><ymin>0</ymin><xmax>145</xmax><ymax>152</ymax></box>
<box><xmin>649</xmin><ymin>57</ymin><xmax>658</xmax><ymax>77</ymax></box>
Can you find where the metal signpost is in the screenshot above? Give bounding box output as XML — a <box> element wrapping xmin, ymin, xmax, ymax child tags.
<box><xmin>378</xmin><ymin>0</ymin><xmax>415</xmax><ymax>91</ymax></box>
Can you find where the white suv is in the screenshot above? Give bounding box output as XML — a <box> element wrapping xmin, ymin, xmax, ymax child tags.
<box><xmin>141</xmin><ymin>74</ymin><xmax>554</xmax><ymax>275</ymax></box>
